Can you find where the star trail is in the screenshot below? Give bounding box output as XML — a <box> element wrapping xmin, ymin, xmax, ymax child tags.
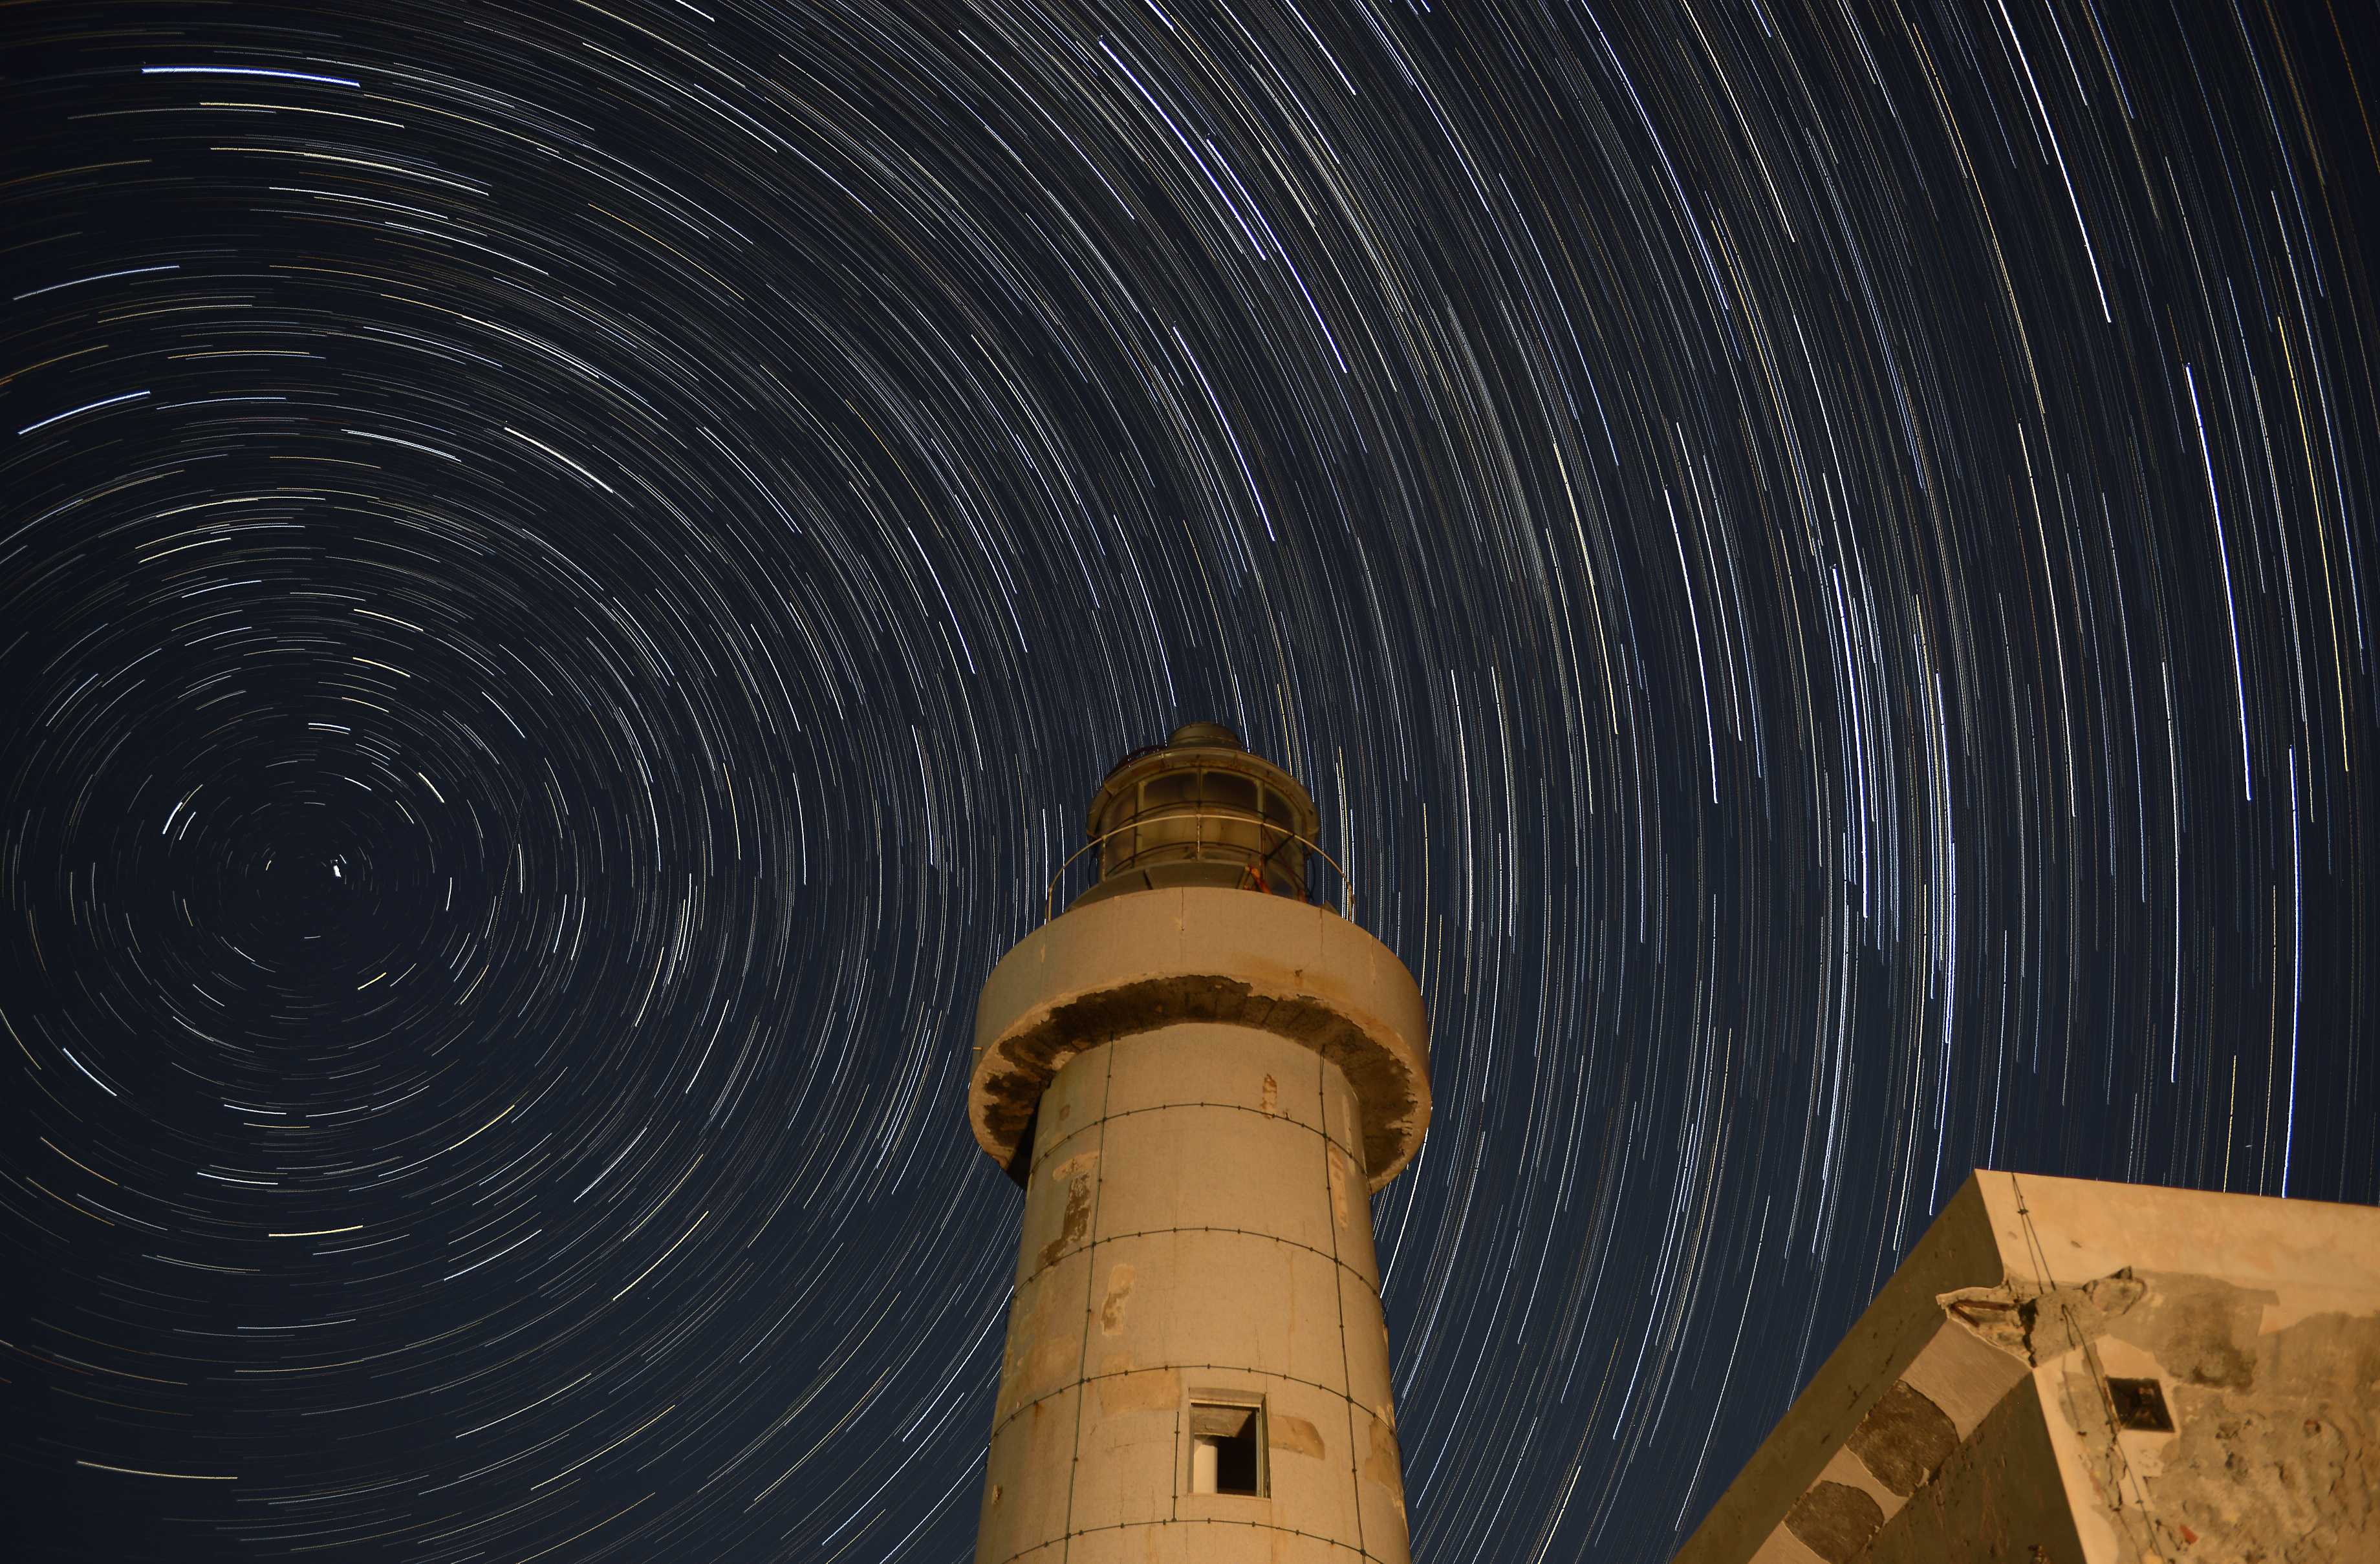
<box><xmin>3</xmin><ymin>1</ymin><xmax>2375</xmax><ymax>1560</ymax></box>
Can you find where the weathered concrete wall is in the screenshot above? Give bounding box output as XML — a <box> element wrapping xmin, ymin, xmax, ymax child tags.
<box><xmin>1678</xmin><ymin>1172</ymin><xmax>2380</xmax><ymax>1564</ymax></box>
<box><xmin>1675</xmin><ymin>1177</ymin><xmax>2018</xmax><ymax>1564</ymax></box>
<box><xmin>1969</xmin><ymin>1174</ymin><xmax>2380</xmax><ymax>1563</ymax></box>
<box><xmin>975</xmin><ymin>1022</ymin><xmax>1408</xmax><ymax>1564</ymax></box>
<box><xmin>971</xmin><ymin>886</ymin><xmax>1432</xmax><ymax>1189</ymax></box>
<box><xmin>1839</xmin><ymin>1373</ymin><xmax>2090</xmax><ymax>1563</ymax></box>
<box><xmin>970</xmin><ymin>732</ymin><xmax>1432</xmax><ymax>1563</ymax></box>
<box><xmin>2019</xmin><ymin>1271</ymin><xmax>2379</xmax><ymax>1561</ymax></box>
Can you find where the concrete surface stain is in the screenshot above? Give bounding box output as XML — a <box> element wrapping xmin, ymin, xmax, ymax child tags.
<box><xmin>1100</xmin><ymin>1263</ymin><xmax>1135</xmax><ymax>1336</ymax></box>
<box><xmin>1362</xmin><ymin>1417</ymin><xmax>1405</xmax><ymax>1501</ymax></box>
<box><xmin>1037</xmin><ymin>1151</ymin><xmax>1099</xmax><ymax>1271</ymax></box>
<box><xmin>1270</xmin><ymin>1413</ymin><xmax>1326</xmax><ymax>1459</ymax></box>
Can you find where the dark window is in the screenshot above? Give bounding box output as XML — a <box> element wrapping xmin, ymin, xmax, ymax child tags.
<box><xmin>1207</xmin><ymin>773</ymin><xmax>1259</xmax><ymax>816</ymax></box>
<box><xmin>2106</xmin><ymin>1377</ymin><xmax>2173</xmax><ymax>1432</ymax></box>
<box><xmin>1141</xmin><ymin>773</ymin><xmax>1199</xmax><ymax>809</ymax></box>
<box><xmin>1189</xmin><ymin>1400</ymin><xmax>1264</xmax><ymax>1495</ymax></box>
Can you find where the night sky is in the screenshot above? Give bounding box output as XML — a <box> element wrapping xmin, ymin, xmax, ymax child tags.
<box><xmin>3</xmin><ymin>1</ymin><xmax>2377</xmax><ymax>1559</ymax></box>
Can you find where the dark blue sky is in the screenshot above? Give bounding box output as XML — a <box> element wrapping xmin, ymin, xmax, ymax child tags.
<box><xmin>3</xmin><ymin>1</ymin><xmax>2375</xmax><ymax>1559</ymax></box>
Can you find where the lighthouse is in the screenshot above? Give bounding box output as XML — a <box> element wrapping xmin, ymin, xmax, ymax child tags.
<box><xmin>968</xmin><ymin>723</ymin><xmax>1434</xmax><ymax>1564</ymax></box>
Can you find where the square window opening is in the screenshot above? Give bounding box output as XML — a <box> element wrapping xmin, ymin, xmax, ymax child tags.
<box><xmin>2106</xmin><ymin>1377</ymin><xmax>2173</xmax><ymax>1433</ymax></box>
<box><xmin>1189</xmin><ymin>1400</ymin><xmax>1264</xmax><ymax>1496</ymax></box>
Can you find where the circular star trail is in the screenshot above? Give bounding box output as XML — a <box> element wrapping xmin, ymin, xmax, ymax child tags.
<box><xmin>3</xmin><ymin>1</ymin><xmax>2376</xmax><ymax>1560</ymax></box>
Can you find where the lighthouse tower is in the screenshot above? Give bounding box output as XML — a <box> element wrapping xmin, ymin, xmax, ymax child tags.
<box><xmin>968</xmin><ymin>723</ymin><xmax>1433</xmax><ymax>1564</ymax></box>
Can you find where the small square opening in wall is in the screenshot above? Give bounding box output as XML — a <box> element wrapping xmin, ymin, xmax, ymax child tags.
<box><xmin>2106</xmin><ymin>1377</ymin><xmax>2174</xmax><ymax>1433</ymax></box>
<box><xmin>1189</xmin><ymin>1400</ymin><xmax>1265</xmax><ymax>1496</ymax></box>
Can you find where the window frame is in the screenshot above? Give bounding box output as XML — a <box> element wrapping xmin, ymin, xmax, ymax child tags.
<box><xmin>1183</xmin><ymin>1392</ymin><xmax>1268</xmax><ymax>1499</ymax></box>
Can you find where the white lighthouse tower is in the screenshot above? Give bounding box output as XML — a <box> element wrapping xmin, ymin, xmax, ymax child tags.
<box><xmin>968</xmin><ymin>723</ymin><xmax>1433</xmax><ymax>1564</ymax></box>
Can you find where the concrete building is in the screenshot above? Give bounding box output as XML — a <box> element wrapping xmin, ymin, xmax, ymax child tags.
<box><xmin>1676</xmin><ymin>1170</ymin><xmax>2380</xmax><ymax>1564</ymax></box>
<box><xmin>967</xmin><ymin>723</ymin><xmax>1433</xmax><ymax>1564</ymax></box>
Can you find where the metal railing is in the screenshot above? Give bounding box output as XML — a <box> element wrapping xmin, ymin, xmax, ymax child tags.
<box><xmin>1043</xmin><ymin>807</ymin><xmax>1354</xmax><ymax>923</ymax></box>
